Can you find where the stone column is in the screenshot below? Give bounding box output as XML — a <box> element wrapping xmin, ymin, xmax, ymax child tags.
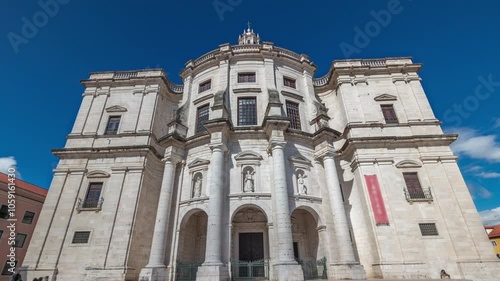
<box><xmin>139</xmin><ymin>158</ymin><xmax>177</xmax><ymax>280</ymax></box>
<box><xmin>197</xmin><ymin>144</ymin><xmax>230</xmax><ymax>281</ymax></box>
<box><xmin>269</xmin><ymin>142</ymin><xmax>304</xmax><ymax>281</ymax></box>
<box><xmin>323</xmin><ymin>154</ymin><xmax>356</xmax><ymax>263</ymax></box>
<box><xmin>204</xmin><ymin>144</ymin><xmax>225</xmax><ymax>265</ymax></box>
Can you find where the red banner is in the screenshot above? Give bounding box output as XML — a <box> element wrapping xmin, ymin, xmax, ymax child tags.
<box><xmin>364</xmin><ymin>175</ymin><xmax>389</xmax><ymax>225</ymax></box>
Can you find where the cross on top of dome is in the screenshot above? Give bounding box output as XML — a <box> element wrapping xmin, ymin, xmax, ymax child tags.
<box><xmin>238</xmin><ymin>21</ymin><xmax>260</xmax><ymax>45</ymax></box>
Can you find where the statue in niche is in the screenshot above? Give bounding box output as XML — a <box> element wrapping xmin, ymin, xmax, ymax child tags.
<box><xmin>243</xmin><ymin>168</ymin><xmax>255</xmax><ymax>192</ymax></box>
<box><xmin>193</xmin><ymin>174</ymin><xmax>202</xmax><ymax>198</ymax></box>
<box><xmin>297</xmin><ymin>173</ymin><xmax>307</xmax><ymax>195</ymax></box>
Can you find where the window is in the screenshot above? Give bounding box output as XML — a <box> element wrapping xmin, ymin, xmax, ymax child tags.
<box><xmin>418</xmin><ymin>223</ymin><xmax>439</xmax><ymax>236</ymax></box>
<box><xmin>104</xmin><ymin>116</ymin><xmax>121</xmax><ymax>135</ymax></box>
<box><xmin>1</xmin><ymin>260</ymin><xmax>16</xmax><ymax>275</ymax></box>
<box><xmin>83</xmin><ymin>183</ymin><xmax>103</xmax><ymax>208</ymax></box>
<box><xmin>381</xmin><ymin>104</ymin><xmax>398</xmax><ymax>124</ymax></box>
<box><xmin>284</xmin><ymin>77</ymin><xmax>296</xmax><ymax>89</ymax></box>
<box><xmin>196</xmin><ymin>104</ymin><xmax>210</xmax><ymax>133</ymax></box>
<box><xmin>199</xmin><ymin>80</ymin><xmax>211</xmax><ymax>93</ymax></box>
<box><xmin>403</xmin><ymin>172</ymin><xmax>425</xmax><ymax>199</ymax></box>
<box><xmin>493</xmin><ymin>241</ymin><xmax>498</xmax><ymax>247</ymax></box>
<box><xmin>22</xmin><ymin>211</ymin><xmax>35</xmax><ymax>224</ymax></box>
<box><xmin>14</xmin><ymin>233</ymin><xmax>27</xmax><ymax>248</ymax></box>
<box><xmin>0</xmin><ymin>205</ymin><xmax>8</xmax><ymax>220</ymax></box>
<box><xmin>238</xmin><ymin>98</ymin><xmax>257</xmax><ymax>126</ymax></box>
<box><xmin>286</xmin><ymin>101</ymin><xmax>301</xmax><ymax>130</ymax></box>
<box><xmin>72</xmin><ymin>231</ymin><xmax>91</xmax><ymax>244</ymax></box>
<box><xmin>0</xmin><ymin>230</ymin><xmax>3</xmax><ymax>239</ymax></box>
<box><xmin>238</xmin><ymin>72</ymin><xmax>256</xmax><ymax>83</ymax></box>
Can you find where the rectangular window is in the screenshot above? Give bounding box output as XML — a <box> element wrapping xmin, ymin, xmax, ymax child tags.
<box><xmin>72</xmin><ymin>231</ymin><xmax>91</xmax><ymax>244</ymax></box>
<box><xmin>238</xmin><ymin>98</ymin><xmax>257</xmax><ymax>126</ymax></box>
<box><xmin>286</xmin><ymin>101</ymin><xmax>301</xmax><ymax>130</ymax></box>
<box><xmin>199</xmin><ymin>80</ymin><xmax>211</xmax><ymax>93</ymax></box>
<box><xmin>0</xmin><ymin>230</ymin><xmax>3</xmax><ymax>239</ymax></box>
<box><xmin>238</xmin><ymin>72</ymin><xmax>256</xmax><ymax>83</ymax></box>
<box><xmin>381</xmin><ymin>104</ymin><xmax>398</xmax><ymax>124</ymax></box>
<box><xmin>83</xmin><ymin>182</ymin><xmax>103</xmax><ymax>208</ymax></box>
<box><xmin>104</xmin><ymin>116</ymin><xmax>121</xmax><ymax>135</ymax></box>
<box><xmin>418</xmin><ymin>223</ymin><xmax>439</xmax><ymax>236</ymax></box>
<box><xmin>22</xmin><ymin>211</ymin><xmax>35</xmax><ymax>224</ymax></box>
<box><xmin>493</xmin><ymin>241</ymin><xmax>498</xmax><ymax>247</ymax></box>
<box><xmin>196</xmin><ymin>104</ymin><xmax>210</xmax><ymax>134</ymax></box>
<box><xmin>14</xmin><ymin>233</ymin><xmax>27</xmax><ymax>248</ymax></box>
<box><xmin>403</xmin><ymin>172</ymin><xmax>425</xmax><ymax>199</ymax></box>
<box><xmin>0</xmin><ymin>205</ymin><xmax>8</xmax><ymax>220</ymax></box>
<box><xmin>2</xmin><ymin>260</ymin><xmax>16</xmax><ymax>275</ymax></box>
<box><xmin>284</xmin><ymin>77</ymin><xmax>296</xmax><ymax>89</ymax></box>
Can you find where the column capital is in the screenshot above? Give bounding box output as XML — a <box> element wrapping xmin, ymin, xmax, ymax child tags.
<box><xmin>267</xmin><ymin>140</ymin><xmax>287</xmax><ymax>155</ymax></box>
<box><xmin>314</xmin><ymin>148</ymin><xmax>336</xmax><ymax>162</ymax></box>
<box><xmin>208</xmin><ymin>143</ymin><xmax>228</xmax><ymax>153</ymax></box>
<box><xmin>162</xmin><ymin>155</ymin><xmax>182</xmax><ymax>165</ymax></box>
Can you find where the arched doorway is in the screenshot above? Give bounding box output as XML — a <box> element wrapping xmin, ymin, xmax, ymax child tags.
<box><xmin>176</xmin><ymin>209</ymin><xmax>208</xmax><ymax>281</ymax></box>
<box><xmin>231</xmin><ymin>206</ymin><xmax>270</xmax><ymax>280</ymax></box>
<box><xmin>291</xmin><ymin>208</ymin><xmax>327</xmax><ymax>280</ymax></box>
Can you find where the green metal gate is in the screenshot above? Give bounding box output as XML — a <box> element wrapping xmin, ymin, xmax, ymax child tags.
<box><xmin>231</xmin><ymin>259</ymin><xmax>269</xmax><ymax>280</ymax></box>
<box><xmin>297</xmin><ymin>257</ymin><xmax>327</xmax><ymax>280</ymax></box>
<box><xmin>176</xmin><ymin>261</ymin><xmax>202</xmax><ymax>281</ymax></box>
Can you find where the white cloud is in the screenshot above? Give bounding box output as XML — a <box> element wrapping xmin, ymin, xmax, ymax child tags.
<box><xmin>449</xmin><ymin>128</ymin><xmax>500</xmax><ymax>162</ymax></box>
<box><xmin>479</xmin><ymin>207</ymin><xmax>500</xmax><ymax>226</ymax></box>
<box><xmin>0</xmin><ymin>157</ymin><xmax>17</xmax><ymax>173</ymax></box>
<box><xmin>478</xmin><ymin>172</ymin><xmax>500</xmax><ymax>179</ymax></box>
<box><xmin>465</xmin><ymin>165</ymin><xmax>482</xmax><ymax>173</ymax></box>
<box><xmin>494</xmin><ymin>118</ymin><xmax>500</xmax><ymax>128</ymax></box>
<box><xmin>467</xmin><ymin>182</ymin><xmax>493</xmax><ymax>199</ymax></box>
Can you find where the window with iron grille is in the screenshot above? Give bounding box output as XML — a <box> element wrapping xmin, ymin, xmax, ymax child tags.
<box><xmin>283</xmin><ymin>77</ymin><xmax>296</xmax><ymax>89</ymax></box>
<box><xmin>196</xmin><ymin>104</ymin><xmax>210</xmax><ymax>133</ymax></box>
<box><xmin>286</xmin><ymin>101</ymin><xmax>301</xmax><ymax>130</ymax></box>
<box><xmin>199</xmin><ymin>80</ymin><xmax>211</xmax><ymax>93</ymax></box>
<box><xmin>2</xmin><ymin>260</ymin><xmax>16</xmax><ymax>275</ymax></box>
<box><xmin>418</xmin><ymin>223</ymin><xmax>439</xmax><ymax>236</ymax></box>
<box><xmin>238</xmin><ymin>72</ymin><xmax>256</xmax><ymax>83</ymax></box>
<box><xmin>83</xmin><ymin>183</ymin><xmax>103</xmax><ymax>208</ymax></box>
<box><xmin>238</xmin><ymin>98</ymin><xmax>257</xmax><ymax>126</ymax></box>
<box><xmin>381</xmin><ymin>104</ymin><xmax>398</xmax><ymax>124</ymax></box>
<box><xmin>403</xmin><ymin>172</ymin><xmax>425</xmax><ymax>199</ymax></box>
<box><xmin>104</xmin><ymin>116</ymin><xmax>121</xmax><ymax>135</ymax></box>
<box><xmin>22</xmin><ymin>211</ymin><xmax>35</xmax><ymax>224</ymax></box>
<box><xmin>0</xmin><ymin>205</ymin><xmax>8</xmax><ymax>220</ymax></box>
<box><xmin>14</xmin><ymin>233</ymin><xmax>27</xmax><ymax>248</ymax></box>
<box><xmin>72</xmin><ymin>231</ymin><xmax>91</xmax><ymax>244</ymax></box>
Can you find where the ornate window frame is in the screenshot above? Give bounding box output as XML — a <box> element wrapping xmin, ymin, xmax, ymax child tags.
<box><xmin>396</xmin><ymin>160</ymin><xmax>433</xmax><ymax>204</ymax></box>
<box><xmin>234</xmin><ymin>151</ymin><xmax>263</xmax><ymax>193</ymax></box>
<box><xmin>187</xmin><ymin>158</ymin><xmax>210</xmax><ymax>199</ymax></box>
<box><xmin>77</xmin><ymin>170</ymin><xmax>109</xmax><ymax>213</ymax></box>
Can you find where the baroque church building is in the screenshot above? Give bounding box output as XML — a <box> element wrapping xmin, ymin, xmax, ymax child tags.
<box><xmin>22</xmin><ymin>29</ymin><xmax>499</xmax><ymax>281</ymax></box>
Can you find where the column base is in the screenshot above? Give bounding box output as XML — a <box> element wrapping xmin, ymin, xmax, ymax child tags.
<box><xmin>196</xmin><ymin>264</ymin><xmax>230</xmax><ymax>281</ymax></box>
<box><xmin>273</xmin><ymin>262</ymin><xmax>304</xmax><ymax>281</ymax></box>
<box><xmin>328</xmin><ymin>263</ymin><xmax>366</xmax><ymax>280</ymax></box>
<box><xmin>139</xmin><ymin>266</ymin><xmax>168</xmax><ymax>281</ymax></box>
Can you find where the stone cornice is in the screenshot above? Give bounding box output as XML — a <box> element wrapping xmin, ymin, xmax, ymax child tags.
<box><xmin>52</xmin><ymin>145</ymin><xmax>163</xmax><ymax>160</ymax></box>
<box><xmin>339</xmin><ymin>120</ymin><xmax>442</xmax><ymax>137</ymax></box>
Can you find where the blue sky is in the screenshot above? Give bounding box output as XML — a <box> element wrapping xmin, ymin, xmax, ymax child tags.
<box><xmin>0</xmin><ymin>0</ymin><xmax>499</xmax><ymax>224</ymax></box>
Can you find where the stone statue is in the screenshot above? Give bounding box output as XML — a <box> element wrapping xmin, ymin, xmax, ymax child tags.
<box><xmin>243</xmin><ymin>170</ymin><xmax>255</xmax><ymax>192</ymax></box>
<box><xmin>193</xmin><ymin>176</ymin><xmax>202</xmax><ymax>198</ymax></box>
<box><xmin>298</xmin><ymin>174</ymin><xmax>307</xmax><ymax>195</ymax></box>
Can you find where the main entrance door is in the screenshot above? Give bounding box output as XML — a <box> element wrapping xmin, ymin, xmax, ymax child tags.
<box><xmin>239</xmin><ymin>233</ymin><xmax>264</xmax><ymax>261</ymax></box>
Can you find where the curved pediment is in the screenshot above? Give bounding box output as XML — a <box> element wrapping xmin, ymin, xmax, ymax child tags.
<box><xmin>395</xmin><ymin>160</ymin><xmax>422</xmax><ymax>168</ymax></box>
<box><xmin>87</xmin><ymin>170</ymin><xmax>111</xmax><ymax>178</ymax></box>
<box><xmin>374</xmin><ymin>94</ymin><xmax>397</xmax><ymax>101</ymax></box>
<box><xmin>234</xmin><ymin>151</ymin><xmax>263</xmax><ymax>161</ymax></box>
<box><xmin>188</xmin><ymin>158</ymin><xmax>210</xmax><ymax>169</ymax></box>
<box><xmin>105</xmin><ymin>105</ymin><xmax>128</xmax><ymax>112</ymax></box>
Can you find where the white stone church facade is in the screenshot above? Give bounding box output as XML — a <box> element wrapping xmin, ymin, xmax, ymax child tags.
<box><xmin>22</xmin><ymin>29</ymin><xmax>500</xmax><ymax>281</ymax></box>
